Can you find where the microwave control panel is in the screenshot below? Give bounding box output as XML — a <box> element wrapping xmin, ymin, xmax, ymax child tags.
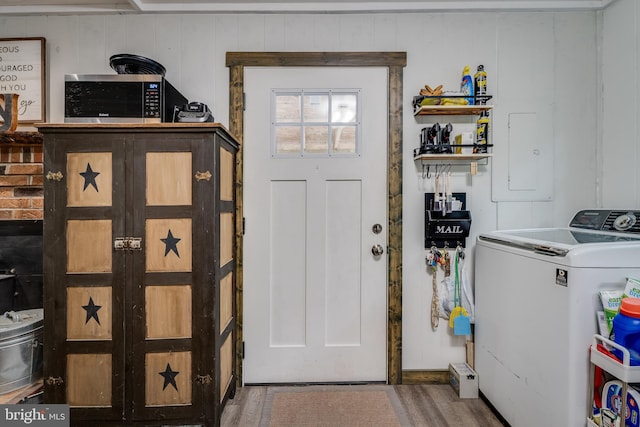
<box><xmin>144</xmin><ymin>82</ymin><xmax>161</xmax><ymax>119</ymax></box>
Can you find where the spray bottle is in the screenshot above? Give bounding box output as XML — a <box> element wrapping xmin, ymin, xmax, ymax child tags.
<box><xmin>474</xmin><ymin>65</ymin><xmax>487</xmax><ymax>105</ymax></box>
<box><xmin>473</xmin><ymin>64</ymin><xmax>490</xmax><ymax>153</ymax></box>
<box><xmin>475</xmin><ymin>116</ymin><xmax>490</xmax><ymax>153</ymax></box>
<box><xmin>460</xmin><ymin>66</ymin><xmax>474</xmax><ymax>105</ymax></box>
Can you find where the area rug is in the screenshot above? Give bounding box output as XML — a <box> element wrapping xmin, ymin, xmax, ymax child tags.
<box><xmin>258</xmin><ymin>384</ymin><xmax>412</xmax><ymax>427</ymax></box>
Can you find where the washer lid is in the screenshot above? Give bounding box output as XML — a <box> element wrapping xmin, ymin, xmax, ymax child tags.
<box><xmin>478</xmin><ymin>227</ymin><xmax>640</xmax><ymax>265</ymax></box>
<box><xmin>502</xmin><ymin>228</ymin><xmax>640</xmax><ymax>245</ymax></box>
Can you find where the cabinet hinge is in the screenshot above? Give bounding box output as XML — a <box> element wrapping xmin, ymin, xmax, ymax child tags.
<box><xmin>195</xmin><ymin>374</ymin><xmax>213</xmax><ymax>385</ymax></box>
<box><xmin>46</xmin><ymin>376</ymin><xmax>64</xmax><ymax>386</ymax></box>
<box><xmin>242</xmin><ymin>217</ymin><xmax>246</xmax><ymax>235</ymax></box>
<box><xmin>242</xmin><ymin>341</ymin><xmax>245</xmax><ymax>359</ymax></box>
<box><xmin>45</xmin><ymin>171</ymin><xmax>64</xmax><ymax>181</ymax></box>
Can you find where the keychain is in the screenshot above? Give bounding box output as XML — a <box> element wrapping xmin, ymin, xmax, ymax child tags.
<box><xmin>427</xmin><ymin>247</ymin><xmax>441</xmax><ymax>267</ymax></box>
<box><xmin>441</xmin><ymin>247</ymin><xmax>451</xmax><ymax>276</ymax></box>
<box><xmin>428</xmin><ymin>246</ymin><xmax>441</xmax><ymax>330</ymax></box>
<box><xmin>426</xmin><ymin>252</ymin><xmax>436</xmax><ymax>267</ymax></box>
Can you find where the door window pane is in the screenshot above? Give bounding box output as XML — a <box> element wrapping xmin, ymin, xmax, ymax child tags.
<box><xmin>276</xmin><ymin>95</ymin><xmax>301</xmax><ymax>122</ymax></box>
<box><xmin>332</xmin><ymin>126</ymin><xmax>357</xmax><ymax>154</ymax></box>
<box><xmin>303</xmin><ymin>94</ymin><xmax>329</xmax><ymax>122</ymax></box>
<box><xmin>275</xmin><ymin>126</ymin><xmax>302</xmax><ymax>154</ymax></box>
<box><xmin>331</xmin><ymin>94</ymin><xmax>357</xmax><ymax>123</ymax></box>
<box><xmin>304</xmin><ymin>126</ymin><xmax>329</xmax><ymax>154</ymax></box>
<box><xmin>272</xmin><ymin>89</ymin><xmax>360</xmax><ymax>158</ymax></box>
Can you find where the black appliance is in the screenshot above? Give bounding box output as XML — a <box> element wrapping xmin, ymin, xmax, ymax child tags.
<box><xmin>64</xmin><ymin>54</ymin><xmax>187</xmax><ymax>123</ymax></box>
<box><xmin>176</xmin><ymin>102</ymin><xmax>214</xmax><ymax>123</ymax></box>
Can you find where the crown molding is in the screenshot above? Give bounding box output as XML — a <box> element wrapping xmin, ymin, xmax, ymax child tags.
<box><xmin>0</xmin><ymin>0</ymin><xmax>621</xmax><ymax>15</ymax></box>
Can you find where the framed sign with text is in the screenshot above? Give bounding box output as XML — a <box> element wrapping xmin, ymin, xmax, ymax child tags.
<box><xmin>0</xmin><ymin>37</ymin><xmax>46</xmax><ymax>123</ymax></box>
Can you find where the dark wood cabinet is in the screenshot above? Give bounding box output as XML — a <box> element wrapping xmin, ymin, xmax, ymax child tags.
<box><xmin>40</xmin><ymin>124</ymin><xmax>238</xmax><ymax>426</ymax></box>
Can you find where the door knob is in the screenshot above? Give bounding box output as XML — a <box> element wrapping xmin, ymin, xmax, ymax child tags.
<box><xmin>371</xmin><ymin>244</ymin><xmax>384</xmax><ymax>256</ymax></box>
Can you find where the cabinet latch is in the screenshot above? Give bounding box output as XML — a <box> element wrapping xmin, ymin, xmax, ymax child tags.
<box><xmin>114</xmin><ymin>237</ymin><xmax>143</xmax><ymax>251</ymax></box>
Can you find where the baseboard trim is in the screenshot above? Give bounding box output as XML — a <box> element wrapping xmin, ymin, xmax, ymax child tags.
<box><xmin>401</xmin><ymin>370</ymin><xmax>449</xmax><ymax>385</ymax></box>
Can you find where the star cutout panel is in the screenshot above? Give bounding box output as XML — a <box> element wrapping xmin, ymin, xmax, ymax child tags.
<box><xmin>145</xmin><ymin>218</ymin><xmax>192</xmax><ymax>273</ymax></box>
<box><xmin>159</xmin><ymin>363</ymin><xmax>180</xmax><ymax>391</ymax></box>
<box><xmin>161</xmin><ymin>229</ymin><xmax>181</xmax><ymax>258</ymax></box>
<box><xmin>67</xmin><ymin>153</ymin><xmax>112</xmax><ymax>207</ymax></box>
<box><xmin>145</xmin><ymin>351</ymin><xmax>192</xmax><ymax>405</ymax></box>
<box><xmin>66</xmin><ymin>287</ymin><xmax>112</xmax><ymax>340</ymax></box>
<box><xmin>79</xmin><ymin>162</ymin><xmax>100</xmax><ymax>192</ymax></box>
<box><xmin>82</xmin><ymin>296</ymin><xmax>102</xmax><ymax>325</ymax></box>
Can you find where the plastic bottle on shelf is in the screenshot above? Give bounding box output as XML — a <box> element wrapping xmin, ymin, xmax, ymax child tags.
<box><xmin>601</xmin><ymin>380</ymin><xmax>640</xmax><ymax>426</ymax></box>
<box><xmin>460</xmin><ymin>65</ymin><xmax>474</xmax><ymax>105</ymax></box>
<box><xmin>475</xmin><ymin>116</ymin><xmax>490</xmax><ymax>154</ymax></box>
<box><xmin>472</xmin><ymin>64</ymin><xmax>490</xmax><ymax>153</ymax></box>
<box><xmin>474</xmin><ymin>65</ymin><xmax>487</xmax><ymax>105</ymax></box>
<box><xmin>612</xmin><ymin>297</ymin><xmax>640</xmax><ymax>365</ymax></box>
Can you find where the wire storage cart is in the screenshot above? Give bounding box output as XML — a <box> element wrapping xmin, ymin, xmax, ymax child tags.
<box><xmin>588</xmin><ymin>334</ymin><xmax>640</xmax><ymax>426</ymax></box>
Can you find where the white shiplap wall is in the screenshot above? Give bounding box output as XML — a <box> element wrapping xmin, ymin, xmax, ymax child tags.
<box><xmin>0</xmin><ymin>10</ymin><xmax>598</xmax><ymax>371</ymax></box>
<box><xmin>602</xmin><ymin>0</ymin><xmax>640</xmax><ymax>208</ymax></box>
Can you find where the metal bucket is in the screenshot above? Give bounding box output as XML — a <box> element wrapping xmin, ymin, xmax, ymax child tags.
<box><xmin>0</xmin><ymin>274</ymin><xmax>16</xmax><ymax>313</ymax></box>
<box><xmin>0</xmin><ymin>308</ymin><xmax>43</xmax><ymax>394</ymax></box>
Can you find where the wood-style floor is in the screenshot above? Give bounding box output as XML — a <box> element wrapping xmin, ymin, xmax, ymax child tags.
<box><xmin>220</xmin><ymin>384</ymin><xmax>507</xmax><ymax>427</ymax></box>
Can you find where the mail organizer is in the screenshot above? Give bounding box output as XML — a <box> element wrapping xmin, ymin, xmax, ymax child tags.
<box><xmin>424</xmin><ymin>193</ymin><xmax>471</xmax><ymax>248</ymax></box>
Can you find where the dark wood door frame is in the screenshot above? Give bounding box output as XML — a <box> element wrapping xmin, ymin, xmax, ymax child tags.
<box><xmin>226</xmin><ymin>51</ymin><xmax>407</xmax><ymax>385</ymax></box>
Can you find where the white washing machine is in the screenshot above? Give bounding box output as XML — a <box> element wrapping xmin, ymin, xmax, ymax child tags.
<box><xmin>475</xmin><ymin>210</ymin><xmax>640</xmax><ymax>427</ymax></box>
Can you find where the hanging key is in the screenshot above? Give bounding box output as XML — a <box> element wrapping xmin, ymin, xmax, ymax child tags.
<box><xmin>442</xmin><ymin>249</ymin><xmax>451</xmax><ymax>276</ymax></box>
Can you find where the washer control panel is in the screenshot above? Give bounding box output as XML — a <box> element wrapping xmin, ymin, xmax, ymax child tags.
<box><xmin>570</xmin><ymin>210</ymin><xmax>640</xmax><ymax>233</ymax></box>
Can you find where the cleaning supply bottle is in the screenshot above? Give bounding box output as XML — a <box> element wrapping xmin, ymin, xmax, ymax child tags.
<box><xmin>474</xmin><ymin>65</ymin><xmax>487</xmax><ymax>105</ymax></box>
<box><xmin>460</xmin><ymin>65</ymin><xmax>474</xmax><ymax>105</ymax></box>
<box><xmin>612</xmin><ymin>297</ymin><xmax>640</xmax><ymax>365</ymax></box>
<box><xmin>473</xmin><ymin>64</ymin><xmax>490</xmax><ymax>153</ymax></box>
<box><xmin>475</xmin><ymin>116</ymin><xmax>490</xmax><ymax>153</ymax></box>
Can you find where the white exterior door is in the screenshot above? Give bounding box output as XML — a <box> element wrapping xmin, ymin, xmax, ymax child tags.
<box><xmin>243</xmin><ymin>67</ymin><xmax>388</xmax><ymax>383</ymax></box>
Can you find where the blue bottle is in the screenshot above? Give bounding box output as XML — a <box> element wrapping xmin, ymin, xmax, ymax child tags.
<box><xmin>460</xmin><ymin>65</ymin><xmax>474</xmax><ymax>105</ymax></box>
<box><xmin>612</xmin><ymin>298</ymin><xmax>640</xmax><ymax>365</ymax></box>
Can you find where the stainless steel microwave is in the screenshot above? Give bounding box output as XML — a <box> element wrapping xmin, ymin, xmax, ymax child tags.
<box><xmin>64</xmin><ymin>74</ymin><xmax>188</xmax><ymax>123</ymax></box>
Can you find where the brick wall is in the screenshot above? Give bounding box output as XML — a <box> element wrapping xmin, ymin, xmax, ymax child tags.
<box><xmin>0</xmin><ymin>146</ymin><xmax>44</xmax><ymax>219</ymax></box>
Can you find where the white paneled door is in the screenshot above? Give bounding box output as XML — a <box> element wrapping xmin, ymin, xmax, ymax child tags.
<box><xmin>243</xmin><ymin>67</ymin><xmax>388</xmax><ymax>383</ymax></box>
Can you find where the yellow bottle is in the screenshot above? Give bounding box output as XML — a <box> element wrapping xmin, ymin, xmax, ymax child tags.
<box><xmin>474</xmin><ymin>65</ymin><xmax>487</xmax><ymax>105</ymax></box>
<box><xmin>475</xmin><ymin>116</ymin><xmax>490</xmax><ymax>153</ymax></box>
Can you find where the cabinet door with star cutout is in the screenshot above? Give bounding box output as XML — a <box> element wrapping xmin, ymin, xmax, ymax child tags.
<box><xmin>131</xmin><ymin>139</ymin><xmax>204</xmax><ymax>421</ymax></box>
<box><xmin>43</xmin><ymin>132</ymin><xmax>126</xmax><ymax>423</ymax></box>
